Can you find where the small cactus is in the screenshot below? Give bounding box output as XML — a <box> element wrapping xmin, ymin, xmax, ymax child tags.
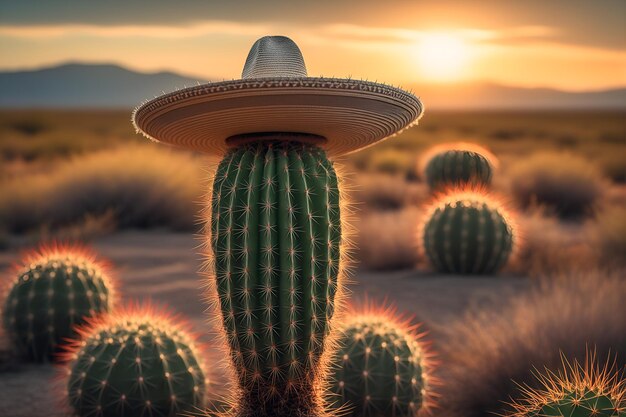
<box><xmin>507</xmin><ymin>351</ymin><xmax>625</xmax><ymax>417</ymax></box>
<box><xmin>1</xmin><ymin>244</ymin><xmax>115</xmax><ymax>361</ymax></box>
<box><xmin>422</xmin><ymin>143</ymin><xmax>496</xmax><ymax>190</ymax></box>
<box><xmin>62</xmin><ymin>303</ymin><xmax>208</xmax><ymax>417</ymax></box>
<box><xmin>207</xmin><ymin>140</ymin><xmax>346</xmax><ymax>416</ymax></box>
<box><xmin>327</xmin><ymin>304</ymin><xmax>433</xmax><ymax>417</ymax></box>
<box><xmin>420</xmin><ymin>190</ymin><xmax>515</xmax><ymax>274</ymax></box>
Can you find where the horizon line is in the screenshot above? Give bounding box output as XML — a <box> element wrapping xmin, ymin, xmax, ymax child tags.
<box><xmin>2</xmin><ymin>60</ymin><xmax>626</xmax><ymax>94</ymax></box>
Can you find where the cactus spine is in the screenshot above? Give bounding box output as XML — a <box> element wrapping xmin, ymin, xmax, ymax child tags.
<box><xmin>209</xmin><ymin>141</ymin><xmax>343</xmax><ymax>417</ymax></box>
<box><xmin>421</xmin><ymin>191</ymin><xmax>514</xmax><ymax>274</ymax></box>
<box><xmin>2</xmin><ymin>245</ymin><xmax>115</xmax><ymax>361</ymax></box>
<box><xmin>64</xmin><ymin>305</ymin><xmax>207</xmax><ymax>417</ymax></box>
<box><xmin>507</xmin><ymin>352</ymin><xmax>624</xmax><ymax>417</ymax></box>
<box><xmin>328</xmin><ymin>314</ymin><xmax>428</xmax><ymax>417</ymax></box>
<box><xmin>423</xmin><ymin>145</ymin><xmax>495</xmax><ymax>190</ymax></box>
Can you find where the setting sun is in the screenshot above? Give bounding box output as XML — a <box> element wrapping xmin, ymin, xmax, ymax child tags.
<box><xmin>417</xmin><ymin>32</ymin><xmax>471</xmax><ymax>81</ymax></box>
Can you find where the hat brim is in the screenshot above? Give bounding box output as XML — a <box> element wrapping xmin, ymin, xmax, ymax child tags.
<box><xmin>133</xmin><ymin>77</ymin><xmax>423</xmax><ymax>156</ymax></box>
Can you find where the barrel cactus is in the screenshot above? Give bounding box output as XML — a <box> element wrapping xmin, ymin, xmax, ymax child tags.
<box><xmin>507</xmin><ymin>352</ymin><xmax>624</xmax><ymax>417</ymax></box>
<box><xmin>62</xmin><ymin>304</ymin><xmax>208</xmax><ymax>417</ymax></box>
<box><xmin>208</xmin><ymin>141</ymin><xmax>344</xmax><ymax>416</ymax></box>
<box><xmin>420</xmin><ymin>190</ymin><xmax>515</xmax><ymax>274</ymax></box>
<box><xmin>326</xmin><ymin>304</ymin><xmax>433</xmax><ymax>417</ymax></box>
<box><xmin>1</xmin><ymin>244</ymin><xmax>115</xmax><ymax>361</ymax></box>
<box><xmin>422</xmin><ymin>143</ymin><xmax>496</xmax><ymax>191</ymax></box>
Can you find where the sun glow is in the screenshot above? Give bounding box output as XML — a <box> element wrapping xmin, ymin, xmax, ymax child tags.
<box><xmin>417</xmin><ymin>32</ymin><xmax>471</xmax><ymax>81</ymax></box>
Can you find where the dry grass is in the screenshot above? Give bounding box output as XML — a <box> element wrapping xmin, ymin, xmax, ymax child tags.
<box><xmin>508</xmin><ymin>152</ymin><xmax>606</xmax><ymax>218</ymax></box>
<box><xmin>0</xmin><ymin>110</ymin><xmax>140</xmax><ymax>163</ymax></box>
<box><xmin>348</xmin><ymin>174</ymin><xmax>427</xmax><ymax>212</ymax></box>
<box><xmin>440</xmin><ymin>269</ymin><xmax>626</xmax><ymax>417</ymax></box>
<box><xmin>365</xmin><ymin>148</ymin><xmax>418</xmax><ymax>177</ymax></box>
<box><xmin>597</xmin><ymin>152</ymin><xmax>626</xmax><ymax>183</ymax></box>
<box><xmin>362</xmin><ymin>111</ymin><xmax>625</xmax><ymax>160</ymax></box>
<box><xmin>590</xmin><ymin>205</ymin><xmax>626</xmax><ymax>269</ymax></box>
<box><xmin>353</xmin><ymin>208</ymin><xmax>420</xmax><ymax>270</ymax></box>
<box><xmin>509</xmin><ymin>206</ymin><xmax>596</xmax><ymax>277</ymax></box>
<box><xmin>0</xmin><ymin>145</ymin><xmax>205</xmax><ymax>234</ymax></box>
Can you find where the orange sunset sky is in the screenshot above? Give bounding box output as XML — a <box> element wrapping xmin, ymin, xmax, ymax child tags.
<box><xmin>1</xmin><ymin>0</ymin><xmax>625</xmax><ymax>91</ymax></box>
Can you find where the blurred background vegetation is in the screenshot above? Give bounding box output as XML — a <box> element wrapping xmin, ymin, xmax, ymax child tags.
<box><xmin>1</xmin><ymin>109</ymin><xmax>623</xmax><ymax>278</ymax></box>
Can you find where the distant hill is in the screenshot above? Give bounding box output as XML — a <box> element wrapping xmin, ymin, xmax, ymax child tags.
<box><xmin>0</xmin><ymin>63</ymin><xmax>624</xmax><ymax>109</ymax></box>
<box><xmin>0</xmin><ymin>63</ymin><xmax>209</xmax><ymax>108</ymax></box>
<box><xmin>409</xmin><ymin>82</ymin><xmax>626</xmax><ymax>110</ymax></box>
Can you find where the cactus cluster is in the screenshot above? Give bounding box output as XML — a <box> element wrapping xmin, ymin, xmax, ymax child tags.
<box><xmin>209</xmin><ymin>140</ymin><xmax>343</xmax><ymax>416</ymax></box>
<box><xmin>422</xmin><ymin>144</ymin><xmax>496</xmax><ymax>191</ymax></box>
<box><xmin>421</xmin><ymin>190</ymin><xmax>514</xmax><ymax>274</ymax></box>
<box><xmin>507</xmin><ymin>353</ymin><xmax>625</xmax><ymax>417</ymax></box>
<box><xmin>1</xmin><ymin>244</ymin><xmax>115</xmax><ymax>361</ymax></box>
<box><xmin>63</xmin><ymin>305</ymin><xmax>207</xmax><ymax>417</ymax></box>
<box><xmin>327</xmin><ymin>310</ymin><xmax>429</xmax><ymax>417</ymax></box>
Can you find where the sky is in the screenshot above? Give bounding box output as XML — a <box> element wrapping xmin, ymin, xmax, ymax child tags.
<box><xmin>1</xmin><ymin>0</ymin><xmax>625</xmax><ymax>91</ymax></box>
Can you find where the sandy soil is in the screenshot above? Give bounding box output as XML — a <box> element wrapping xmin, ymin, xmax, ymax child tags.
<box><xmin>0</xmin><ymin>231</ymin><xmax>530</xmax><ymax>417</ymax></box>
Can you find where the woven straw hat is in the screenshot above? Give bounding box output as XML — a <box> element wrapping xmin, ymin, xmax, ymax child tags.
<box><xmin>133</xmin><ymin>36</ymin><xmax>423</xmax><ymax>156</ymax></box>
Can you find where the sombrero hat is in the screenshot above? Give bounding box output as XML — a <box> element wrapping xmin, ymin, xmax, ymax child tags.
<box><xmin>133</xmin><ymin>35</ymin><xmax>423</xmax><ymax>156</ymax></box>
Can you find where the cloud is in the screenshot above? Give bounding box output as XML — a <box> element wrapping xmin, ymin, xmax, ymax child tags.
<box><xmin>0</xmin><ymin>19</ymin><xmax>556</xmax><ymax>45</ymax></box>
<box><xmin>316</xmin><ymin>23</ymin><xmax>558</xmax><ymax>44</ymax></box>
<box><xmin>0</xmin><ymin>20</ymin><xmax>271</xmax><ymax>39</ymax></box>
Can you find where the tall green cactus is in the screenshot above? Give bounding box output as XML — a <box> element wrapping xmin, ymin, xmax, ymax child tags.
<box><xmin>421</xmin><ymin>191</ymin><xmax>514</xmax><ymax>274</ymax></box>
<box><xmin>423</xmin><ymin>145</ymin><xmax>495</xmax><ymax>191</ymax></box>
<box><xmin>327</xmin><ymin>314</ymin><xmax>428</xmax><ymax>417</ymax></box>
<box><xmin>507</xmin><ymin>353</ymin><xmax>624</xmax><ymax>417</ymax></box>
<box><xmin>2</xmin><ymin>245</ymin><xmax>115</xmax><ymax>361</ymax></box>
<box><xmin>64</xmin><ymin>305</ymin><xmax>207</xmax><ymax>417</ymax></box>
<box><xmin>209</xmin><ymin>141</ymin><xmax>343</xmax><ymax>417</ymax></box>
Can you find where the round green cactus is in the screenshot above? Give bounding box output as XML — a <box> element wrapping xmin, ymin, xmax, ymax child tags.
<box><xmin>421</xmin><ymin>191</ymin><xmax>515</xmax><ymax>274</ymax></box>
<box><xmin>423</xmin><ymin>144</ymin><xmax>496</xmax><ymax>190</ymax></box>
<box><xmin>530</xmin><ymin>390</ymin><xmax>621</xmax><ymax>416</ymax></box>
<box><xmin>2</xmin><ymin>244</ymin><xmax>115</xmax><ymax>361</ymax></box>
<box><xmin>64</xmin><ymin>304</ymin><xmax>207</xmax><ymax>417</ymax></box>
<box><xmin>209</xmin><ymin>140</ymin><xmax>343</xmax><ymax>416</ymax></box>
<box><xmin>327</xmin><ymin>312</ymin><xmax>428</xmax><ymax>417</ymax></box>
<box><xmin>507</xmin><ymin>352</ymin><xmax>624</xmax><ymax>417</ymax></box>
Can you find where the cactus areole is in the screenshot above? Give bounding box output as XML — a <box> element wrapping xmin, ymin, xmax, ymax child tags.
<box><xmin>63</xmin><ymin>305</ymin><xmax>207</xmax><ymax>417</ymax></box>
<box><xmin>2</xmin><ymin>244</ymin><xmax>115</xmax><ymax>362</ymax></box>
<box><xmin>507</xmin><ymin>352</ymin><xmax>625</xmax><ymax>417</ymax></box>
<box><xmin>212</xmin><ymin>141</ymin><xmax>340</xmax><ymax>416</ymax></box>
<box><xmin>132</xmin><ymin>36</ymin><xmax>423</xmax><ymax>417</ymax></box>
<box><xmin>422</xmin><ymin>191</ymin><xmax>515</xmax><ymax>275</ymax></box>
<box><xmin>329</xmin><ymin>315</ymin><xmax>427</xmax><ymax>417</ymax></box>
<box><xmin>423</xmin><ymin>144</ymin><xmax>496</xmax><ymax>191</ymax></box>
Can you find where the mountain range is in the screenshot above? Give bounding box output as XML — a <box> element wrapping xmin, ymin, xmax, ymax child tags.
<box><xmin>1</xmin><ymin>63</ymin><xmax>624</xmax><ymax>110</ymax></box>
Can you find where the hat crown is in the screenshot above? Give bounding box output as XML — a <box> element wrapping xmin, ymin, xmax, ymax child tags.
<box><xmin>242</xmin><ymin>36</ymin><xmax>308</xmax><ymax>79</ymax></box>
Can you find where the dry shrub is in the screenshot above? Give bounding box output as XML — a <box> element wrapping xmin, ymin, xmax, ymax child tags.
<box><xmin>0</xmin><ymin>145</ymin><xmax>205</xmax><ymax>233</ymax></box>
<box><xmin>369</xmin><ymin>148</ymin><xmax>416</xmax><ymax>176</ymax></box>
<box><xmin>509</xmin><ymin>152</ymin><xmax>605</xmax><ymax>218</ymax></box>
<box><xmin>510</xmin><ymin>206</ymin><xmax>596</xmax><ymax>277</ymax></box>
<box><xmin>441</xmin><ymin>269</ymin><xmax>626</xmax><ymax>417</ymax></box>
<box><xmin>39</xmin><ymin>210</ymin><xmax>117</xmax><ymax>243</ymax></box>
<box><xmin>606</xmin><ymin>185</ymin><xmax>626</xmax><ymax>207</ymax></box>
<box><xmin>349</xmin><ymin>174</ymin><xmax>427</xmax><ymax>212</ymax></box>
<box><xmin>0</xmin><ymin>228</ymin><xmax>8</xmax><ymax>250</ymax></box>
<box><xmin>590</xmin><ymin>205</ymin><xmax>626</xmax><ymax>268</ymax></box>
<box><xmin>354</xmin><ymin>208</ymin><xmax>420</xmax><ymax>270</ymax></box>
<box><xmin>597</xmin><ymin>152</ymin><xmax>626</xmax><ymax>183</ymax></box>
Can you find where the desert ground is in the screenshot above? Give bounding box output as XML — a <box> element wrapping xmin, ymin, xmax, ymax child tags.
<box><xmin>0</xmin><ymin>230</ymin><xmax>530</xmax><ymax>417</ymax></box>
<box><xmin>0</xmin><ymin>110</ymin><xmax>624</xmax><ymax>417</ymax></box>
